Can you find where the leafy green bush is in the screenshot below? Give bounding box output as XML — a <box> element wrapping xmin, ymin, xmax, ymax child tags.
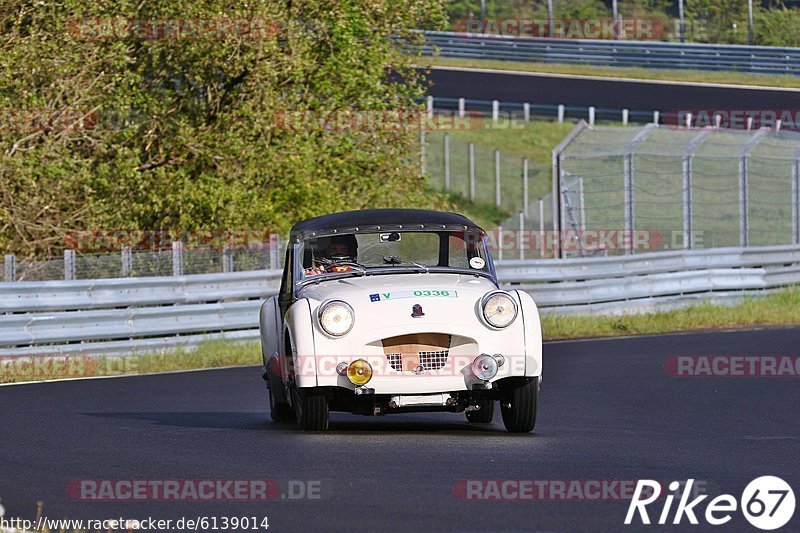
<box><xmin>755</xmin><ymin>5</ymin><xmax>800</xmax><ymax>46</ymax></box>
<box><xmin>0</xmin><ymin>0</ymin><xmax>448</xmax><ymax>257</ymax></box>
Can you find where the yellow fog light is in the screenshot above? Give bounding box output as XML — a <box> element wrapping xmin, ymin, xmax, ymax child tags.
<box><xmin>347</xmin><ymin>359</ymin><xmax>373</xmax><ymax>386</ymax></box>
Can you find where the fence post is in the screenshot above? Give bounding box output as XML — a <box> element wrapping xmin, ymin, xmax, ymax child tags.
<box><xmin>518</xmin><ymin>211</ymin><xmax>525</xmax><ymax>260</ymax></box>
<box><xmin>793</xmin><ymin>157</ymin><xmax>800</xmax><ymax>244</ymax></box>
<box><xmin>685</xmin><ymin>112</ymin><xmax>692</xmax><ymax>129</ymax></box>
<box><xmin>4</xmin><ymin>254</ymin><xmax>15</xmax><ymax>282</ymax></box>
<box><xmin>523</xmin><ymin>102</ymin><xmax>530</xmax><ymax>122</ymax></box>
<box><xmin>682</xmin><ymin>154</ymin><xmax>693</xmax><ymax>249</ymax></box>
<box><xmin>469</xmin><ymin>142</ymin><xmax>475</xmax><ymax>203</ymax></box>
<box><xmin>577</xmin><ymin>176</ymin><xmax>586</xmax><ymax>232</ymax></box>
<box><xmin>622</xmin><ymin>109</ymin><xmax>629</xmax><ymax>126</ymax></box>
<box><xmin>522</xmin><ymin>158</ymin><xmax>529</xmax><ymax>216</ymax></box>
<box><xmin>269</xmin><ymin>234</ymin><xmax>280</xmax><ymax>270</ymax></box>
<box><xmin>420</xmin><ymin>129</ymin><xmax>426</xmax><ymax>177</ymax></box>
<box><xmin>426</xmin><ymin>95</ymin><xmax>434</xmax><ymax>119</ymax></box>
<box><xmin>557</xmin><ymin>105</ymin><xmax>565</xmax><ymax>123</ymax></box>
<box><xmin>223</xmin><ymin>247</ymin><xmax>234</xmax><ymax>273</ymax></box>
<box><xmin>538</xmin><ymin>198</ymin><xmax>545</xmax><ymax>258</ymax></box>
<box><xmin>492</xmin><ymin>100</ymin><xmax>499</xmax><ymax>123</ymax></box>
<box><xmin>494</xmin><ymin>149</ymin><xmax>501</xmax><ymax>207</ymax></box>
<box><xmin>652</xmin><ymin>111</ymin><xmax>660</xmax><ymax>124</ymax></box>
<box><xmin>458</xmin><ymin>97</ymin><xmax>465</xmax><ymax>119</ymax></box>
<box><xmin>444</xmin><ymin>132</ymin><xmax>450</xmax><ymax>192</ymax></box>
<box><xmin>63</xmin><ymin>249</ymin><xmax>76</xmax><ymax>280</ymax></box>
<box><xmin>121</xmin><ymin>246</ymin><xmax>132</xmax><ymax>277</ymax></box>
<box><xmin>738</xmin><ymin>129</ymin><xmax>768</xmax><ymax>247</ymax></box>
<box><xmin>172</xmin><ymin>241</ymin><xmax>184</xmax><ymax>276</ymax></box>
<box><xmin>588</xmin><ymin>106</ymin><xmax>595</xmax><ymax>126</ymax></box>
<box><xmin>624</xmin><ymin>153</ymin><xmax>635</xmax><ymax>254</ymax></box>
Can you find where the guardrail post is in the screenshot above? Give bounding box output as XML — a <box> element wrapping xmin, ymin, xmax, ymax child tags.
<box><xmin>588</xmin><ymin>106</ymin><xmax>595</xmax><ymax>126</ymax></box>
<box><xmin>523</xmin><ymin>158</ymin><xmax>529</xmax><ymax>215</ymax></box>
<box><xmin>622</xmin><ymin>109</ymin><xmax>629</xmax><ymax>126</ymax></box>
<box><xmin>653</xmin><ymin>111</ymin><xmax>660</xmax><ymax>125</ymax></box>
<box><xmin>558</xmin><ymin>105</ymin><xmax>565</xmax><ymax>123</ymax></box>
<box><xmin>523</xmin><ymin>103</ymin><xmax>530</xmax><ymax>122</ymax></box>
<box><xmin>269</xmin><ymin>234</ymin><xmax>281</xmax><ymax>270</ymax></box>
<box><xmin>121</xmin><ymin>246</ymin><xmax>132</xmax><ymax>277</ymax></box>
<box><xmin>469</xmin><ymin>142</ymin><xmax>475</xmax><ymax>203</ymax></box>
<box><xmin>492</xmin><ymin>100</ymin><xmax>500</xmax><ymax>123</ymax></box>
<box><xmin>223</xmin><ymin>247</ymin><xmax>234</xmax><ymax>273</ymax></box>
<box><xmin>64</xmin><ymin>249</ymin><xmax>75</xmax><ymax>280</ymax></box>
<box><xmin>426</xmin><ymin>95</ymin><xmax>434</xmax><ymax>119</ymax></box>
<box><xmin>685</xmin><ymin>112</ymin><xmax>692</xmax><ymax>129</ymax></box>
<box><xmin>458</xmin><ymin>98</ymin><xmax>465</xmax><ymax>119</ymax></box>
<box><xmin>4</xmin><ymin>254</ymin><xmax>15</xmax><ymax>282</ymax></box>
<box><xmin>172</xmin><ymin>241</ymin><xmax>184</xmax><ymax>276</ymax></box>
<box><xmin>793</xmin><ymin>158</ymin><xmax>799</xmax><ymax>244</ymax></box>
<box><xmin>444</xmin><ymin>132</ymin><xmax>450</xmax><ymax>192</ymax></box>
<box><xmin>494</xmin><ymin>149</ymin><xmax>501</xmax><ymax>207</ymax></box>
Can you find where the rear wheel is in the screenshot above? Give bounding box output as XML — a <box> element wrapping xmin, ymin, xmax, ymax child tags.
<box><xmin>466</xmin><ymin>399</ymin><xmax>494</xmax><ymax>423</ymax></box>
<box><xmin>500</xmin><ymin>377</ymin><xmax>538</xmax><ymax>433</ymax></box>
<box><xmin>292</xmin><ymin>386</ymin><xmax>329</xmax><ymax>431</ymax></box>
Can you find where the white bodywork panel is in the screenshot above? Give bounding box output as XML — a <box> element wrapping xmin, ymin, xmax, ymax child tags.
<box><xmin>261</xmin><ymin>272</ymin><xmax>542</xmax><ymax>395</ymax></box>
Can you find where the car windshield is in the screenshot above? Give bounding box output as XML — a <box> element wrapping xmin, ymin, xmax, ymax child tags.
<box><xmin>297</xmin><ymin>230</ymin><xmax>492</xmax><ymax>282</ymax></box>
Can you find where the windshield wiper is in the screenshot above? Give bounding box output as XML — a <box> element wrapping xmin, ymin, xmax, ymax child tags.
<box><xmin>383</xmin><ymin>256</ymin><xmax>429</xmax><ymax>273</ymax></box>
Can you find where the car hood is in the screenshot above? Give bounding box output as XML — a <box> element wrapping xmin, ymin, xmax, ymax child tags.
<box><xmin>297</xmin><ymin>273</ymin><xmax>499</xmax><ymax>306</ymax></box>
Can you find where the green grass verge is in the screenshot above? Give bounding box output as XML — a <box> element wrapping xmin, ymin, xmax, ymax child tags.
<box><xmin>543</xmin><ymin>286</ymin><xmax>800</xmax><ymax>340</ymax></box>
<box><xmin>0</xmin><ymin>339</ymin><xmax>262</xmax><ymax>384</ymax></box>
<box><xmin>2</xmin><ymin>288</ymin><xmax>799</xmax><ymax>384</ymax></box>
<box><xmin>428</xmin><ymin>57</ymin><xmax>800</xmax><ymax>89</ymax></box>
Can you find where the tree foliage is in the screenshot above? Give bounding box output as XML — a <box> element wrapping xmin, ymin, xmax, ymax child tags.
<box><xmin>0</xmin><ymin>0</ymin><xmax>448</xmax><ymax>257</ymax></box>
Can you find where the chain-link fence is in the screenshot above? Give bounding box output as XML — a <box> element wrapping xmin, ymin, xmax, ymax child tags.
<box><xmin>2</xmin><ymin>239</ymin><xmax>287</xmax><ymax>282</ymax></box>
<box><xmin>556</xmin><ymin>123</ymin><xmax>800</xmax><ymax>257</ymax></box>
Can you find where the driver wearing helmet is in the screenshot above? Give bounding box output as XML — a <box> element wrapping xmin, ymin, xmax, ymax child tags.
<box><xmin>304</xmin><ymin>234</ymin><xmax>358</xmax><ymax>277</ymax></box>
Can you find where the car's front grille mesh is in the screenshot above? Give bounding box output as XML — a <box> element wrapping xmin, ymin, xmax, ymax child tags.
<box><xmin>384</xmin><ymin>349</ymin><xmax>449</xmax><ymax>372</ymax></box>
<box><xmin>382</xmin><ymin>333</ymin><xmax>451</xmax><ymax>373</ymax></box>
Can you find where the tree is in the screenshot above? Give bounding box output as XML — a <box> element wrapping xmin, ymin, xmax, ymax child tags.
<box><xmin>0</xmin><ymin>0</ymin><xmax>448</xmax><ymax>257</ymax></box>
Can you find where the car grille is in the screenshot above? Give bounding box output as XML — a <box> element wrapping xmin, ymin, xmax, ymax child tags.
<box><xmin>382</xmin><ymin>333</ymin><xmax>451</xmax><ymax>372</ymax></box>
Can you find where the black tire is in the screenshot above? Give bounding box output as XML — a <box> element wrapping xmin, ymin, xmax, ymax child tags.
<box><xmin>466</xmin><ymin>399</ymin><xmax>495</xmax><ymax>423</ymax></box>
<box><xmin>267</xmin><ymin>382</ymin><xmax>294</xmax><ymax>423</ymax></box>
<box><xmin>500</xmin><ymin>377</ymin><xmax>538</xmax><ymax>433</ymax></box>
<box><xmin>292</xmin><ymin>386</ymin><xmax>329</xmax><ymax>431</ymax></box>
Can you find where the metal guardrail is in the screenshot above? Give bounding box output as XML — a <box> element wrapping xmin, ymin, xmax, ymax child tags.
<box><xmin>418</xmin><ymin>31</ymin><xmax>800</xmax><ymax>75</ymax></box>
<box><xmin>1</xmin><ymin>245</ymin><xmax>799</xmax><ymax>358</ymax></box>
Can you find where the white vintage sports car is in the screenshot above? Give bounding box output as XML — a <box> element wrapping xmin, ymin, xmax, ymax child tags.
<box><xmin>259</xmin><ymin>209</ymin><xmax>542</xmax><ymax>432</ymax></box>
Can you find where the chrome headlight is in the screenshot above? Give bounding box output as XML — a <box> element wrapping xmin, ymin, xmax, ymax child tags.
<box><xmin>318</xmin><ymin>300</ymin><xmax>354</xmax><ymax>337</ymax></box>
<box><xmin>481</xmin><ymin>291</ymin><xmax>518</xmax><ymax>329</ymax></box>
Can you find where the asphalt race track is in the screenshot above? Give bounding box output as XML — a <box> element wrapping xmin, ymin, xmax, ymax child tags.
<box><xmin>425</xmin><ymin>66</ymin><xmax>800</xmax><ymax>112</ymax></box>
<box><xmin>1</xmin><ymin>327</ymin><xmax>799</xmax><ymax>532</ymax></box>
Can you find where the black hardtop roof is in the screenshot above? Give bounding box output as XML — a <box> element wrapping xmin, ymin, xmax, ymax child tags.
<box><xmin>289</xmin><ymin>209</ymin><xmax>483</xmax><ymax>240</ymax></box>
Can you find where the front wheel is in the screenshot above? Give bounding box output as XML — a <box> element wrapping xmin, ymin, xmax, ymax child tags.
<box><xmin>292</xmin><ymin>386</ymin><xmax>329</xmax><ymax>431</ymax></box>
<box><xmin>268</xmin><ymin>382</ymin><xmax>294</xmax><ymax>423</ymax></box>
<box><xmin>500</xmin><ymin>377</ymin><xmax>539</xmax><ymax>433</ymax></box>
